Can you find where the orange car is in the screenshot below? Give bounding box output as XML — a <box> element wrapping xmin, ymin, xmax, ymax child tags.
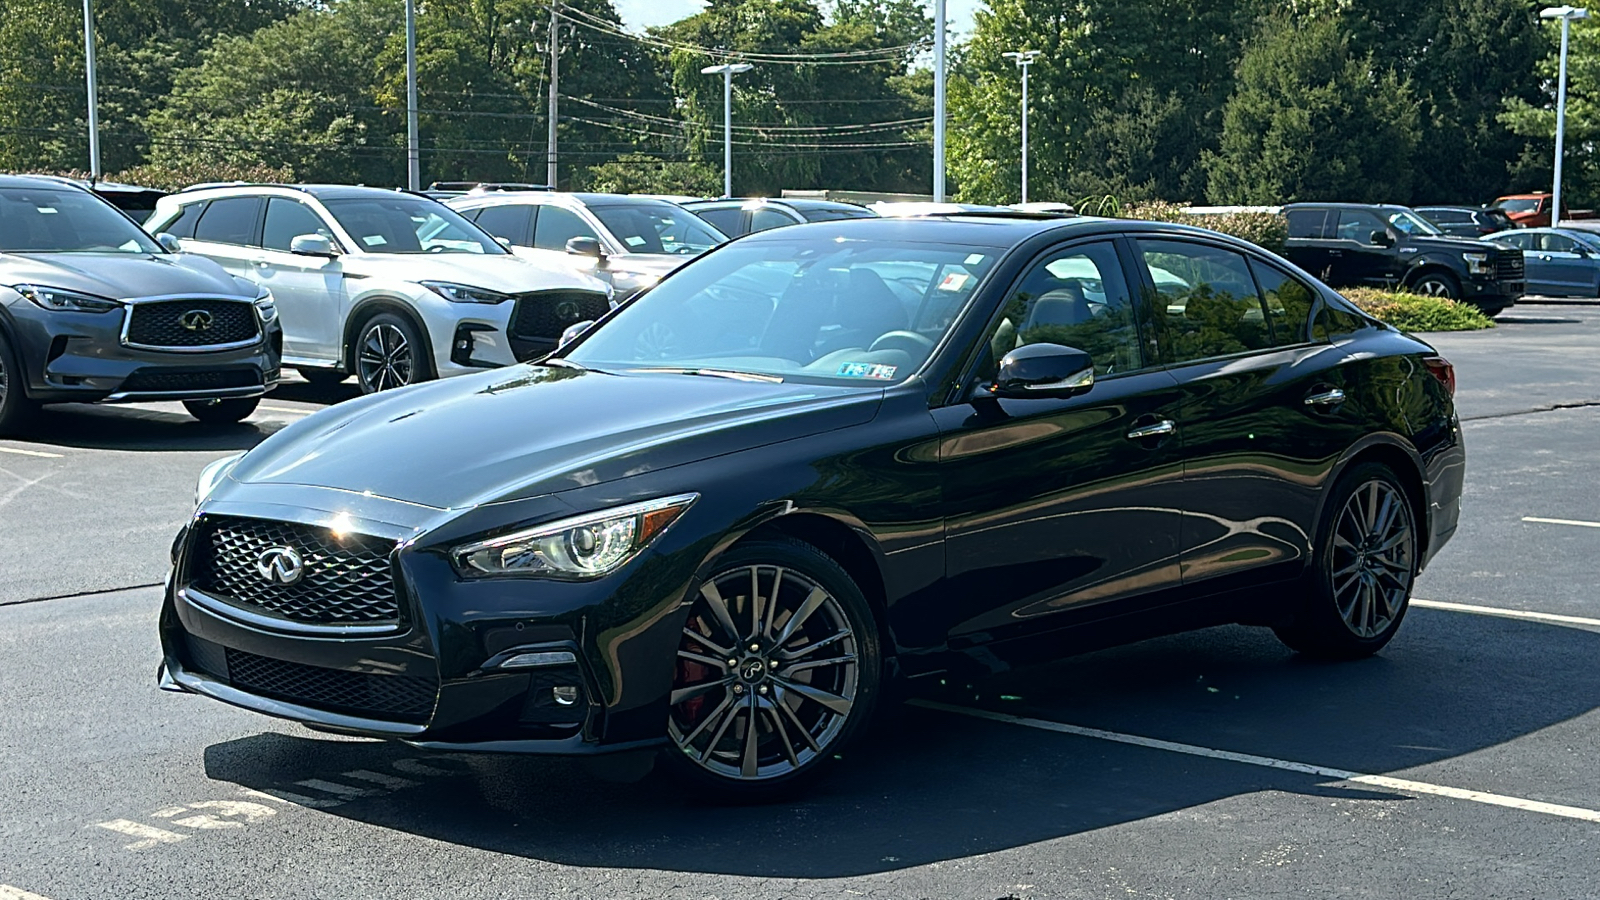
<box><xmin>1490</xmin><ymin>192</ymin><xmax>1595</xmax><ymax>227</ymax></box>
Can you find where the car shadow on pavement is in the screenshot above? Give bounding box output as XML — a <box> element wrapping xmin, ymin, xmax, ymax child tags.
<box><xmin>16</xmin><ymin>402</ymin><xmax>293</xmax><ymax>452</ymax></box>
<box><xmin>200</xmin><ymin>611</ymin><xmax>1600</xmax><ymax>878</ymax></box>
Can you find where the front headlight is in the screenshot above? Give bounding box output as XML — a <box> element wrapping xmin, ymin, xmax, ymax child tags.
<box><xmin>253</xmin><ymin>288</ymin><xmax>278</xmax><ymax>323</ymax></box>
<box><xmin>421</xmin><ymin>281</ymin><xmax>513</xmax><ymax>304</ymax></box>
<box><xmin>1462</xmin><ymin>252</ymin><xmax>1492</xmax><ymax>276</ymax></box>
<box><xmin>452</xmin><ymin>493</ymin><xmax>698</xmax><ymax>579</ymax></box>
<box><xmin>195</xmin><ymin>452</ymin><xmax>244</xmax><ymax>506</ymax></box>
<box><xmin>13</xmin><ymin>284</ymin><xmax>120</xmax><ymax>313</ymax></box>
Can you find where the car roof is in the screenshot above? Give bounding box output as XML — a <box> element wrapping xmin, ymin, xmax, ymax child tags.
<box><xmin>1283</xmin><ymin>202</ymin><xmax>1415</xmax><ymax>212</ymax></box>
<box><xmin>451</xmin><ymin>191</ymin><xmax>684</xmax><ymax>210</ymax></box>
<box><xmin>733</xmin><ymin>213</ymin><xmax>1230</xmax><ymax>248</ymax></box>
<box><xmin>0</xmin><ymin>174</ymin><xmax>97</xmax><ymax>192</ymax></box>
<box><xmin>1416</xmin><ymin>205</ymin><xmax>1486</xmax><ymax>212</ymax></box>
<box><xmin>169</xmin><ymin>183</ymin><xmax>429</xmax><ymax>202</ymax></box>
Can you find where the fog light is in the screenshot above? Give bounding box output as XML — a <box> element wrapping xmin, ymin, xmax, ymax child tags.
<box><xmin>552</xmin><ymin>685</ymin><xmax>579</xmax><ymax>706</ymax></box>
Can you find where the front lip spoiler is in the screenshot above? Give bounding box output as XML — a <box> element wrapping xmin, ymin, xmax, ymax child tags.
<box><xmin>159</xmin><ymin>657</ymin><xmax>427</xmax><ymax>738</ymax></box>
<box><xmin>103</xmin><ymin>385</ymin><xmax>269</xmax><ymax>403</ymax></box>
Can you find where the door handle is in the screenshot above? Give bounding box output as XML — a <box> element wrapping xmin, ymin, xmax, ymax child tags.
<box><xmin>1305</xmin><ymin>388</ymin><xmax>1346</xmax><ymax>407</ymax></box>
<box><xmin>1126</xmin><ymin>419</ymin><xmax>1176</xmax><ymax>440</ymax></box>
<box><xmin>252</xmin><ymin>259</ymin><xmax>272</xmax><ymax>269</ymax></box>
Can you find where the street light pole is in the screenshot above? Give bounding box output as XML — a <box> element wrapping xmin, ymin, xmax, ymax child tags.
<box><xmin>700</xmin><ymin>63</ymin><xmax>753</xmax><ymax>198</ymax></box>
<box><xmin>548</xmin><ymin>3</ymin><xmax>560</xmax><ymax>189</ymax></box>
<box><xmin>1542</xmin><ymin>5</ymin><xmax>1590</xmax><ymax>227</ymax></box>
<box><xmin>1003</xmin><ymin>50</ymin><xmax>1040</xmax><ymax>204</ymax></box>
<box><xmin>405</xmin><ymin>0</ymin><xmax>420</xmax><ymax>191</ymax></box>
<box><xmin>933</xmin><ymin>0</ymin><xmax>947</xmax><ymax>202</ymax></box>
<box><xmin>82</xmin><ymin>0</ymin><xmax>100</xmax><ymax>178</ymax></box>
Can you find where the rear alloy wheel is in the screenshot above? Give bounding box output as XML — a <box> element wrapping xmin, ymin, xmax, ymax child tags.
<box><xmin>0</xmin><ymin>329</ymin><xmax>38</xmax><ymax>436</ymax></box>
<box><xmin>665</xmin><ymin>538</ymin><xmax>880</xmax><ymax>801</ymax></box>
<box><xmin>355</xmin><ymin>313</ymin><xmax>428</xmax><ymax>394</ymax></box>
<box><xmin>183</xmin><ymin>397</ymin><xmax>259</xmax><ymax>424</ymax></box>
<box><xmin>1273</xmin><ymin>463</ymin><xmax>1417</xmax><ymax>659</ymax></box>
<box><xmin>1408</xmin><ymin>272</ymin><xmax>1461</xmax><ymax>300</ymax></box>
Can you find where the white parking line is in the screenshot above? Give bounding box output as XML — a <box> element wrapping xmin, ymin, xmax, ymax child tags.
<box><xmin>1412</xmin><ymin>598</ymin><xmax>1600</xmax><ymax>629</ymax></box>
<box><xmin>0</xmin><ymin>446</ymin><xmax>63</xmax><ymax>458</ymax></box>
<box><xmin>913</xmin><ymin>700</ymin><xmax>1600</xmax><ymax>824</ymax></box>
<box><xmin>257</xmin><ymin>405</ymin><xmax>312</xmax><ymax>416</ymax></box>
<box><xmin>1523</xmin><ymin>515</ymin><xmax>1600</xmax><ymax>529</ymax></box>
<box><xmin>0</xmin><ymin>885</ymin><xmax>56</xmax><ymax>900</ymax></box>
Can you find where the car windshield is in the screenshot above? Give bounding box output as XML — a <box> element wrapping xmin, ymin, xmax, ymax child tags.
<box><xmin>1495</xmin><ymin>197</ymin><xmax>1541</xmax><ymax>213</ymax></box>
<box><xmin>801</xmin><ymin>206</ymin><xmax>876</xmax><ymax>223</ymax></box>
<box><xmin>563</xmin><ymin>237</ymin><xmax>1000</xmax><ymax>384</ymax></box>
<box><xmin>0</xmin><ymin>186</ymin><xmax>161</xmax><ymax>254</ymax></box>
<box><xmin>588</xmin><ymin>203</ymin><xmax>726</xmax><ymax>256</ymax></box>
<box><xmin>1387</xmin><ymin>209</ymin><xmax>1442</xmax><ymax>236</ymax></box>
<box><xmin>321</xmin><ymin>196</ymin><xmax>505</xmax><ymax>254</ymax></box>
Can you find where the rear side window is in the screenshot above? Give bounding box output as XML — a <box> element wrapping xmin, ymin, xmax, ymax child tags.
<box><xmin>1316</xmin><ymin>302</ymin><xmax>1369</xmax><ymax>340</ymax></box>
<box><xmin>472</xmin><ymin>205</ymin><xmax>534</xmax><ymax>246</ymax></box>
<box><xmin>1286</xmin><ymin>209</ymin><xmax>1329</xmax><ymax>238</ymax></box>
<box><xmin>1138</xmin><ymin>239</ymin><xmax>1273</xmax><ymax>362</ymax></box>
<box><xmin>749</xmin><ymin>208</ymin><xmax>794</xmax><ymax>233</ymax></box>
<box><xmin>193</xmin><ymin>197</ymin><xmax>261</xmax><ymax>246</ymax></box>
<box><xmin>1249</xmin><ymin>260</ymin><xmax>1317</xmax><ymax>346</ymax></box>
<box><xmin>694</xmin><ymin>207</ymin><xmax>743</xmax><ymax>235</ymax></box>
<box><xmin>1424</xmin><ymin>209</ymin><xmax>1468</xmax><ymax>224</ymax></box>
<box><xmin>261</xmin><ymin>199</ymin><xmax>330</xmax><ymax>252</ymax></box>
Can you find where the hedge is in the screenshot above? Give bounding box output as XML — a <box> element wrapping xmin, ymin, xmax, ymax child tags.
<box><xmin>1341</xmin><ymin>288</ymin><xmax>1495</xmax><ymax>332</ymax></box>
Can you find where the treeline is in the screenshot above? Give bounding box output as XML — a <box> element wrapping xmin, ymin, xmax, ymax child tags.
<box><xmin>0</xmin><ymin>0</ymin><xmax>1584</xmax><ymax>205</ymax></box>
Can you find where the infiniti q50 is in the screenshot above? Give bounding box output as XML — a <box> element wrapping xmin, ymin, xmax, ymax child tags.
<box><xmin>159</xmin><ymin>214</ymin><xmax>1464</xmax><ymax>799</ymax></box>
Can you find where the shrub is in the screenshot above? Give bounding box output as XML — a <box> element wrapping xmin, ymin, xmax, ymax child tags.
<box><xmin>1122</xmin><ymin>201</ymin><xmax>1288</xmax><ymax>254</ymax></box>
<box><xmin>1341</xmin><ymin>288</ymin><xmax>1495</xmax><ymax>332</ymax></box>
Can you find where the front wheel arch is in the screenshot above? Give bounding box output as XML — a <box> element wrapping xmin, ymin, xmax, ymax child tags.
<box><xmin>343</xmin><ymin>297</ymin><xmax>435</xmax><ymax>376</ymax></box>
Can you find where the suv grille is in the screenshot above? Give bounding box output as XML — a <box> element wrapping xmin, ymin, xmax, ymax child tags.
<box><xmin>120</xmin><ymin>368</ymin><xmax>261</xmax><ymax>394</ymax></box>
<box><xmin>127</xmin><ymin>299</ymin><xmax>259</xmax><ymax>348</ymax></box>
<box><xmin>1494</xmin><ymin>249</ymin><xmax>1525</xmax><ymax>284</ymax></box>
<box><xmin>180</xmin><ymin>634</ymin><xmax>436</xmax><ymax>722</ymax></box>
<box><xmin>189</xmin><ymin>516</ymin><xmax>400</xmax><ymax>626</ymax></box>
<box><xmin>508</xmin><ymin>290</ymin><xmax>611</xmax><ymax>360</ymax></box>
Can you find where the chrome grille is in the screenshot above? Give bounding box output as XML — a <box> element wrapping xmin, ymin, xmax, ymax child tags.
<box><xmin>127</xmin><ymin>299</ymin><xmax>259</xmax><ymax>348</ymax></box>
<box><xmin>1494</xmin><ymin>249</ymin><xmax>1525</xmax><ymax>284</ymax></box>
<box><xmin>189</xmin><ymin>516</ymin><xmax>400</xmax><ymax>625</ymax></box>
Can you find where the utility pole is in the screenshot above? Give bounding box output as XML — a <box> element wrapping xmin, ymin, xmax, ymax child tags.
<box><xmin>405</xmin><ymin>0</ymin><xmax>420</xmax><ymax>191</ymax></box>
<box><xmin>1541</xmin><ymin>6</ymin><xmax>1590</xmax><ymax>228</ymax></box>
<box><xmin>932</xmin><ymin>0</ymin><xmax>946</xmax><ymax>201</ymax></box>
<box><xmin>548</xmin><ymin>3</ymin><xmax>560</xmax><ymax>189</ymax></box>
<box><xmin>1003</xmin><ymin>50</ymin><xmax>1041</xmax><ymax>204</ymax></box>
<box><xmin>701</xmin><ymin>63</ymin><xmax>754</xmax><ymax>198</ymax></box>
<box><xmin>82</xmin><ymin>0</ymin><xmax>101</xmax><ymax>178</ymax></box>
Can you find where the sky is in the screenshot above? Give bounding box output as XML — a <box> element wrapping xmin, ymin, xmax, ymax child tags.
<box><xmin>610</xmin><ymin>0</ymin><xmax>981</xmax><ymax>38</ymax></box>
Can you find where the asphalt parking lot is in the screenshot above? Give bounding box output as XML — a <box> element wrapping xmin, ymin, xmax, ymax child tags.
<box><xmin>2</xmin><ymin>304</ymin><xmax>1599</xmax><ymax>899</ymax></box>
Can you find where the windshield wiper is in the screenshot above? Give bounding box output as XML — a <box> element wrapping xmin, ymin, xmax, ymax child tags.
<box><xmin>630</xmin><ymin>367</ymin><xmax>784</xmax><ymax>384</ymax></box>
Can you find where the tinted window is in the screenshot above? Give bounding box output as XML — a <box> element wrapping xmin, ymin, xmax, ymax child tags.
<box><xmin>1138</xmin><ymin>239</ymin><xmax>1272</xmax><ymax>362</ymax></box>
<box><xmin>590</xmin><ymin>203</ymin><xmax>724</xmax><ymax>255</ymax></box>
<box><xmin>1334</xmin><ymin>209</ymin><xmax>1388</xmax><ymax>243</ymax></box>
<box><xmin>694</xmin><ymin>207</ymin><xmax>743</xmax><ymax>236</ymax></box>
<box><xmin>262</xmin><ymin>199</ymin><xmax>331</xmax><ymax>252</ymax></box>
<box><xmin>801</xmin><ymin>206</ymin><xmax>874</xmax><ymax>223</ymax></box>
<box><xmin>1286</xmin><ymin>209</ymin><xmax>1329</xmax><ymax>239</ymax></box>
<box><xmin>1497</xmin><ymin>232</ymin><xmax>1532</xmax><ymax>250</ymax></box>
<box><xmin>749</xmin><ymin>208</ymin><xmax>796</xmax><ymax>233</ymax></box>
<box><xmin>322</xmin><ymin>195</ymin><xmax>503</xmax><ymax>255</ymax></box>
<box><xmin>1249</xmin><ymin>259</ymin><xmax>1317</xmax><ymax>346</ymax></box>
<box><xmin>1537</xmin><ymin>232</ymin><xmax>1578</xmax><ymax>253</ymax></box>
<box><xmin>1495</xmin><ymin>197</ymin><xmax>1541</xmax><ymax>213</ymax></box>
<box><xmin>193</xmin><ymin>197</ymin><xmax>262</xmax><ymax>246</ymax></box>
<box><xmin>532</xmin><ymin>205</ymin><xmax>599</xmax><ymax>250</ymax></box>
<box><xmin>980</xmin><ymin>241</ymin><xmax>1142</xmax><ymax>378</ymax></box>
<box><xmin>158</xmin><ymin>202</ymin><xmax>206</xmax><ymax>238</ymax></box>
<box><xmin>1316</xmin><ymin>301</ymin><xmax>1369</xmax><ymax>340</ymax></box>
<box><xmin>1423</xmin><ymin>209</ymin><xmax>1469</xmax><ymax>224</ymax></box>
<box><xmin>0</xmin><ymin>186</ymin><xmax>162</xmax><ymax>254</ymax></box>
<box><xmin>472</xmin><ymin>205</ymin><xmax>534</xmax><ymax>246</ymax></box>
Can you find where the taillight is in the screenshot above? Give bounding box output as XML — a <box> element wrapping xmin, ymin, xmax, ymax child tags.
<box><xmin>1423</xmin><ymin>355</ymin><xmax>1455</xmax><ymax>398</ymax></box>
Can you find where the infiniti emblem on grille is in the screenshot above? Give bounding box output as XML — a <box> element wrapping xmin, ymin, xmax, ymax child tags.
<box><xmin>256</xmin><ymin>546</ymin><xmax>305</xmax><ymax>586</ymax></box>
<box><xmin>180</xmin><ymin>309</ymin><xmax>215</xmax><ymax>332</ymax></box>
<box><xmin>556</xmin><ymin>300</ymin><xmax>581</xmax><ymax>323</ymax></box>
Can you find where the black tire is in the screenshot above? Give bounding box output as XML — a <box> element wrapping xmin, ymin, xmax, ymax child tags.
<box><xmin>1406</xmin><ymin>270</ymin><xmax>1461</xmax><ymax>300</ymax></box>
<box><xmin>1273</xmin><ymin>462</ymin><xmax>1417</xmax><ymax>660</ymax></box>
<box><xmin>183</xmin><ymin>397</ymin><xmax>260</xmax><ymax>424</ymax></box>
<box><xmin>661</xmin><ymin>537</ymin><xmax>882</xmax><ymax>802</ymax></box>
<box><xmin>0</xmin><ymin>329</ymin><xmax>38</xmax><ymax>437</ymax></box>
<box><xmin>296</xmin><ymin>367</ymin><xmax>347</xmax><ymax>389</ymax></box>
<box><xmin>354</xmin><ymin>312</ymin><xmax>431</xmax><ymax>394</ymax></box>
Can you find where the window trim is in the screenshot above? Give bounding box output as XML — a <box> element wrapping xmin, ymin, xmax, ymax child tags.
<box><xmin>1246</xmin><ymin>258</ymin><xmax>1322</xmax><ymax>350</ymax></box>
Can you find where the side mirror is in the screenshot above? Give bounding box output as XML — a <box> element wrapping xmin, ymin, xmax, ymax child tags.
<box><xmin>1370</xmin><ymin>230</ymin><xmax>1395</xmax><ymax>247</ymax></box>
<box><xmin>985</xmin><ymin>343</ymin><xmax>1095</xmax><ymax>400</ymax></box>
<box><xmin>559</xmin><ymin>319</ymin><xmax>595</xmax><ymax>347</ymax></box>
<box><xmin>290</xmin><ymin>233</ymin><xmax>338</xmax><ymax>257</ymax></box>
<box><xmin>494</xmin><ymin>235</ymin><xmax>513</xmax><ymax>248</ymax></box>
<box><xmin>155</xmin><ymin>232</ymin><xmax>182</xmax><ymax>253</ymax></box>
<box><xmin>566</xmin><ymin>236</ymin><xmax>604</xmax><ymax>259</ymax></box>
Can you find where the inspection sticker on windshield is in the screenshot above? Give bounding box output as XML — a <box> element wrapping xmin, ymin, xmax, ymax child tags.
<box><xmin>363</xmin><ymin>235</ymin><xmax>388</xmax><ymax>246</ymax></box>
<box><xmin>938</xmin><ymin>272</ymin><xmax>971</xmax><ymax>292</ymax></box>
<box><xmin>837</xmin><ymin>362</ymin><xmax>897</xmax><ymax>380</ymax></box>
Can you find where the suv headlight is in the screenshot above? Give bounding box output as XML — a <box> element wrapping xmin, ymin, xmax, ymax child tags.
<box><xmin>1462</xmin><ymin>252</ymin><xmax>1492</xmax><ymax>276</ymax></box>
<box><xmin>452</xmin><ymin>493</ymin><xmax>698</xmax><ymax>579</ymax></box>
<box><xmin>13</xmin><ymin>284</ymin><xmax>120</xmax><ymax>313</ymax></box>
<box><xmin>421</xmin><ymin>281</ymin><xmax>513</xmax><ymax>304</ymax></box>
<box><xmin>195</xmin><ymin>452</ymin><xmax>244</xmax><ymax>506</ymax></box>
<box><xmin>253</xmin><ymin>288</ymin><xmax>278</xmax><ymax>323</ymax></box>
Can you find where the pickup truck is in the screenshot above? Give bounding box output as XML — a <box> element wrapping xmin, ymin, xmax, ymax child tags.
<box><xmin>1281</xmin><ymin>202</ymin><xmax>1523</xmax><ymax>317</ymax></box>
<box><xmin>1491</xmin><ymin>192</ymin><xmax>1599</xmax><ymax>228</ymax></box>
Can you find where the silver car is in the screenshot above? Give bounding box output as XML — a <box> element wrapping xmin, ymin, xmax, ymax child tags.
<box><xmin>147</xmin><ymin>184</ymin><xmax>611</xmax><ymax>393</ymax></box>
<box><xmin>0</xmin><ymin>175</ymin><xmax>282</xmax><ymax>434</ymax></box>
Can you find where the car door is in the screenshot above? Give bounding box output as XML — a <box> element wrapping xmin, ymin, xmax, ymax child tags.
<box><xmin>930</xmin><ymin>238</ymin><xmax>1188</xmax><ymax>647</ymax></box>
<box><xmin>253</xmin><ymin>197</ymin><xmax>345</xmax><ymax>362</ymax></box>
<box><xmin>1330</xmin><ymin>209</ymin><xmax>1401</xmax><ymax>286</ymax></box>
<box><xmin>1283</xmin><ymin>208</ymin><xmax>1334</xmax><ymax>282</ymax></box>
<box><xmin>182</xmin><ymin>196</ymin><xmax>264</xmax><ymax>284</ymax></box>
<box><xmin>1529</xmin><ymin>232</ymin><xmax>1592</xmax><ymax>296</ymax></box>
<box><xmin>529</xmin><ymin>203</ymin><xmax>604</xmax><ymax>276</ymax></box>
<box><xmin>1134</xmin><ymin>238</ymin><xmax>1357</xmax><ymax>590</ymax></box>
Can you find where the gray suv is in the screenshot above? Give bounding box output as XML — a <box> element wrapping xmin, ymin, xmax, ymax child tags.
<box><xmin>0</xmin><ymin>175</ymin><xmax>282</xmax><ymax>434</ymax></box>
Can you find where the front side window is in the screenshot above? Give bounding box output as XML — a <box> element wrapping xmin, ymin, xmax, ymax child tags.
<box><xmin>1387</xmin><ymin>209</ymin><xmax>1442</xmax><ymax>236</ymax></box>
<box><xmin>262</xmin><ymin>198</ymin><xmax>332</xmax><ymax>252</ymax></box>
<box><xmin>564</xmin><ymin>237</ymin><xmax>998</xmax><ymax>385</ymax></box>
<box><xmin>1537</xmin><ymin>232</ymin><xmax>1578</xmax><ymax>253</ymax></box>
<box><xmin>749</xmin><ymin>207</ymin><xmax>795</xmax><ymax>233</ymax></box>
<box><xmin>1496</xmin><ymin>232</ymin><xmax>1532</xmax><ymax>250</ymax></box>
<box><xmin>1138</xmin><ymin>239</ymin><xmax>1273</xmax><ymax>363</ymax></box>
<box><xmin>1334</xmin><ymin>210</ymin><xmax>1388</xmax><ymax>243</ymax></box>
<box><xmin>977</xmin><ymin>240</ymin><xmax>1142</xmax><ymax>380</ymax></box>
<box><xmin>589</xmin><ymin>203</ymin><xmax>725</xmax><ymax>255</ymax></box>
<box><xmin>531</xmin><ymin>205</ymin><xmax>600</xmax><ymax>251</ymax></box>
<box><xmin>693</xmin><ymin>206</ymin><xmax>743</xmax><ymax>236</ymax></box>
<box><xmin>193</xmin><ymin>197</ymin><xmax>262</xmax><ymax>246</ymax></box>
<box><xmin>0</xmin><ymin>186</ymin><xmax>162</xmax><ymax>254</ymax></box>
<box><xmin>472</xmin><ymin>204</ymin><xmax>534</xmax><ymax>247</ymax></box>
<box><xmin>321</xmin><ymin>196</ymin><xmax>505</xmax><ymax>254</ymax></box>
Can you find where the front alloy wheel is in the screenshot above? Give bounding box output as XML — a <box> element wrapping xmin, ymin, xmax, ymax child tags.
<box><xmin>356</xmin><ymin>313</ymin><xmax>426</xmax><ymax>394</ymax></box>
<box><xmin>666</xmin><ymin>539</ymin><xmax>879</xmax><ymax>799</ymax></box>
<box><xmin>1410</xmin><ymin>273</ymin><xmax>1460</xmax><ymax>299</ymax></box>
<box><xmin>0</xmin><ymin>329</ymin><xmax>37</xmax><ymax>436</ymax></box>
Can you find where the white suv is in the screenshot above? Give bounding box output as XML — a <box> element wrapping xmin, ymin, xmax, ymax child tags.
<box><xmin>146</xmin><ymin>184</ymin><xmax>611</xmax><ymax>393</ymax></box>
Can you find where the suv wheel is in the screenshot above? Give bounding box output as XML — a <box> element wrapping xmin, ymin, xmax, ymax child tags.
<box><xmin>183</xmin><ymin>398</ymin><xmax>259</xmax><ymax>424</ymax></box>
<box><xmin>1408</xmin><ymin>271</ymin><xmax>1460</xmax><ymax>300</ymax></box>
<box><xmin>355</xmin><ymin>313</ymin><xmax>429</xmax><ymax>394</ymax></box>
<box><xmin>663</xmin><ymin>538</ymin><xmax>881</xmax><ymax>801</ymax></box>
<box><xmin>0</xmin><ymin>330</ymin><xmax>38</xmax><ymax>436</ymax></box>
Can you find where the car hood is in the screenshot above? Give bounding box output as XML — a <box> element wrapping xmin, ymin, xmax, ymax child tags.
<box><xmin>0</xmin><ymin>251</ymin><xmax>254</xmax><ymax>299</ymax></box>
<box><xmin>224</xmin><ymin>365</ymin><xmax>882</xmax><ymax>509</ymax></box>
<box><xmin>606</xmin><ymin>253</ymin><xmax>697</xmax><ymax>279</ymax></box>
<box><xmin>340</xmin><ymin>252</ymin><xmax>608</xmax><ymax>295</ymax></box>
<box><xmin>1407</xmin><ymin>235</ymin><xmax>1512</xmax><ymax>253</ymax></box>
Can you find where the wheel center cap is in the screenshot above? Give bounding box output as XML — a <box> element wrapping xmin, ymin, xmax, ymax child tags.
<box><xmin>738</xmin><ymin>657</ymin><xmax>768</xmax><ymax>683</ymax></box>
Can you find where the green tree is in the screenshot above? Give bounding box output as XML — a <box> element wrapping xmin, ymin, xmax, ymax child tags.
<box><xmin>1502</xmin><ymin>15</ymin><xmax>1600</xmax><ymax>204</ymax></box>
<box><xmin>1205</xmin><ymin>15</ymin><xmax>1419</xmax><ymax>204</ymax></box>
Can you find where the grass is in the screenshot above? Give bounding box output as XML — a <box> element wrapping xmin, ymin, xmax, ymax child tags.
<box><xmin>1341</xmin><ymin>288</ymin><xmax>1496</xmax><ymax>332</ymax></box>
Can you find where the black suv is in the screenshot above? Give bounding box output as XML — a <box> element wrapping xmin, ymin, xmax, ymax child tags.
<box><xmin>0</xmin><ymin>175</ymin><xmax>282</xmax><ymax>434</ymax></box>
<box><xmin>1283</xmin><ymin>203</ymin><xmax>1522</xmax><ymax>316</ymax></box>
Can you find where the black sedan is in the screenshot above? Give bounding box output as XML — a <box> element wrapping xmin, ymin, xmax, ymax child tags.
<box><xmin>159</xmin><ymin>215</ymin><xmax>1464</xmax><ymax>799</ymax></box>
